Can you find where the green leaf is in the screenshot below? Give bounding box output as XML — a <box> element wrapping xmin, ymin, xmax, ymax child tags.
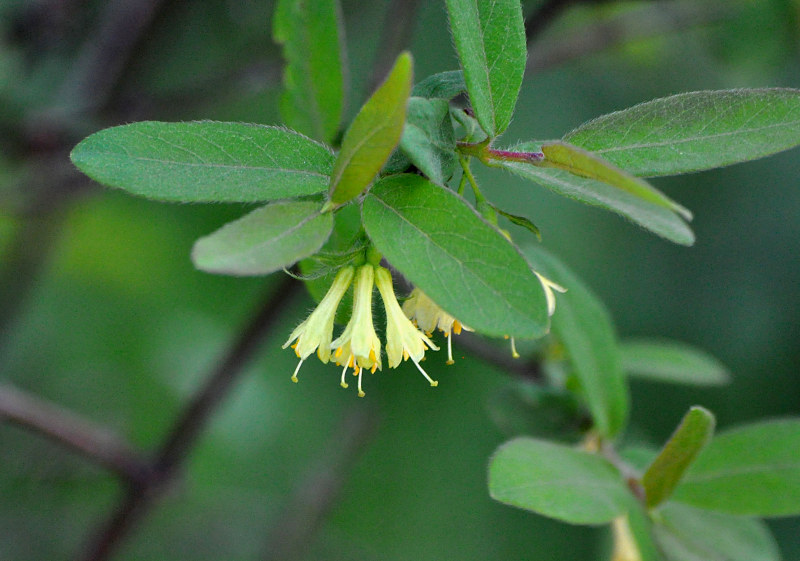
<box><xmin>643</xmin><ymin>407</ymin><xmax>716</xmax><ymax>509</ymax></box>
<box><xmin>273</xmin><ymin>0</ymin><xmax>346</xmax><ymax>144</ymax></box>
<box><xmin>523</xmin><ymin>246</ymin><xmax>629</xmax><ymax>438</ymax></box>
<box><xmin>191</xmin><ymin>201</ymin><xmax>333</xmax><ymax>275</ymax></box>
<box><xmin>499</xmin><ymin>142</ymin><xmax>695</xmax><ymax>245</ymax></box>
<box><xmin>490</xmin><ymin>204</ymin><xmax>541</xmax><ymax>239</ymax></box>
<box><xmin>653</xmin><ymin>502</ymin><xmax>781</xmax><ymax>561</ymax></box>
<box><xmin>412</xmin><ymin>70</ymin><xmax>466</xmax><ymax>99</ymax></box>
<box><xmin>488</xmin><ymin>437</ymin><xmax>631</xmax><ymax>524</ymax></box>
<box><xmin>673</xmin><ymin>418</ymin><xmax>800</xmax><ymax>516</ymax></box>
<box><xmin>564</xmin><ymin>89</ymin><xmax>800</xmax><ymax>177</ymax></box>
<box><xmin>398</xmin><ymin>97</ymin><xmax>457</xmax><ymax>184</ymax></box>
<box><xmin>329</xmin><ymin>52</ymin><xmax>413</xmax><ymax>205</ymax></box>
<box><xmin>362</xmin><ymin>174</ymin><xmax>549</xmax><ymax>338</ymax></box>
<box><xmin>70</xmin><ymin>121</ymin><xmax>335</xmax><ymax>203</ymax></box>
<box><xmin>541</xmin><ymin>141</ymin><xmax>692</xmax><ymax>220</ymax></box>
<box><xmin>620</xmin><ymin>339</ymin><xmax>730</xmax><ymax>386</ymax></box>
<box><xmin>445</xmin><ymin>0</ymin><xmax>526</xmax><ymax>137</ymax></box>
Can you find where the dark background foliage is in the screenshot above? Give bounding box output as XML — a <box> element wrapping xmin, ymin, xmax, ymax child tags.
<box><xmin>1</xmin><ymin>0</ymin><xmax>799</xmax><ymax>559</ymax></box>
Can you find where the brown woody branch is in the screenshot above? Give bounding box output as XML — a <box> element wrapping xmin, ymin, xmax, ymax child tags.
<box><xmin>0</xmin><ymin>384</ymin><xmax>151</xmax><ymax>484</ymax></box>
<box><xmin>80</xmin><ymin>276</ymin><xmax>302</xmax><ymax>561</ymax></box>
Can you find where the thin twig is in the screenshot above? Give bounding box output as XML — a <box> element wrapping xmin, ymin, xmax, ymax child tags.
<box><xmin>262</xmin><ymin>406</ymin><xmax>379</xmax><ymax>561</ymax></box>
<box><xmin>79</xmin><ymin>276</ymin><xmax>302</xmax><ymax>561</ymax></box>
<box><xmin>526</xmin><ymin>1</ymin><xmax>733</xmax><ymax>74</ymax></box>
<box><xmin>0</xmin><ymin>384</ymin><xmax>151</xmax><ymax>484</ymax></box>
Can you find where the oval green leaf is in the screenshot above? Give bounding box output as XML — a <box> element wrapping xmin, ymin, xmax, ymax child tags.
<box><xmin>70</xmin><ymin>121</ymin><xmax>335</xmax><ymax>203</ymax></box>
<box><xmin>620</xmin><ymin>338</ymin><xmax>730</xmax><ymax>386</ymax></box>
<box><xmin>541</xmin><ymin>141</ymin><xmax>692</xmax><ymax>220</ymax></box>
<box><xmin>362</xmin><ymin>174</ymin><xmax>549</xmax><ymax>338</ymax></box>
<box><xmin>673</xmin><ymin>418</ymin><xmax>800</xmax><ymax>516</ymax></box>
<box><xmin>499</xmin><ymin>142</ymin><xmax>695</xmax><ymax>246</ymax></box>
<box><xmin>643</xmin><ymin>406</ymin><xmax>716</xmax><ymax>509</ymax></box>
<box><xmin>329</xmin><ymin>52</ymin><xmax>412</xmax><ymax>205</ymax></box>
<box><xmin>192</xmin><ymin>201</ymin><xmax>333</xmax><ymax>276</ymax></box>
<box><xmin>653</xmin><ymin>502</ymin><xmax>781</xmax><ymax>561</ymax></box>
<box><xmin>523</xmin><ymin>245</ymin><xmax>629</xmax><ymax>438</ymax></box>
<box><xmin>488</xmin><ymin>437</ymin><xmax>631</xmax><ymax>525</ymax></box>
<box><xmin>445</xmin><ymin>0</ymin><xmax>526</xmax><ymax>137</ymax></box>
<box><xmin>273</xmin><ymin>0</ymin><xmax>346</xmax><ymax>144</ymax></box>
<box><xmin>564</xmin><ymin>89</ymin><xmax>800</xmax><ymax>177</ymax></box>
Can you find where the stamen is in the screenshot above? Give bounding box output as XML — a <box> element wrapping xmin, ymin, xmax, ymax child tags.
<box><xmin>370</xmin><ymin>363</ymin><xmax>378</xmax><ymax>373</ymax></box>
<box><xmin>453</xmin><ymin>321</ymin><xmax>462</xmax><ymax>335</ymax></box>
<box><xmin>446</xmin><ymin>334</ymin><xmax>454</xmax><ymax>365</ymax></box>
<box><xmin>334</xmin><ymin>346</ymin><xmax>343</xmax><ymax>358</ymax></box>
<box><xmin>403</xmin><ymin>349</ymin><xmax>409</xmax><ymax>361</ymax></box>
<box><xmin>412</xmin><ymin>358</ymin><xmax>439</xmax><ymax>387</ymax></box>
<box><xmin>291</xmin><ymin>359</ymin><xmax>304</xmax><ymax>383</ymax></box>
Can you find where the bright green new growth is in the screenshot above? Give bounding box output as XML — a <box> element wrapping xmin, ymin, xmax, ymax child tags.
<box><xmin>540</xmin><ymin>141</ymin><xmax>692</xmax><ymax>221</ymax></box>
<box><xmin>642</xmin><ymin>406</ymin><xmax>715</xmax><ymax>508</ymax></box>
<box><xmin>328</xmin><ymin>52</ymin><xmax>413</xmax><ymax>205</ymax></box>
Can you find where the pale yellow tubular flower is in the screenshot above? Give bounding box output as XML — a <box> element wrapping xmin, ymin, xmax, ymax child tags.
<box><xmin>402</xmin><ymin>287</ymin><xmax>473</xmax><ymax>364</ymax></box>
<box><xmin>331</xmin><ymin>265</ymin><xmax>382</xmax><ymax>397</ymax></box>
<box><xmin>535</xmin><ymin>272</ymin><xmax>567</xmax><ymax>317</ymax></box>
<box><xmin>282</xmin><ymin>266</ymin><xmax>355</xmax><ymax>383</ymax></box>
<box><xmin>374</xmin><ymin>267</ymin><xmax>440</xmax><ymax>387</ymax></box>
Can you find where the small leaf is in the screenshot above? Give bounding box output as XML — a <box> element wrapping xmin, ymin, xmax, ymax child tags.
<box><xmin>329</xmin><ymin>52</ymin><xmax>412</xmax><ymax>205</ymax></box>
<box><xmin>445</xmin><ymin>0</ymin><xmax>526</xmax><ymax>137</ymax></box>
<box><xmin>273</xmin><ymin>0</ymin><xmax>345</xmax><ymax>144</ymax></box>
<box><xmin>541</xmin><ymin>141</ymin><xmax>692</xmax><ymax>220</ymax></box>
<box><xmin>523</xmin><ymin>246</ymin><xmax>629</xmax><ymax>438</ymax></box>
<box><xmin>70</xmin><ymin>121</ymin><xmax>334</xmax><ymax>203</ymax></box>
<box><xmin>653</xmin><ymin>502</ymin><xmax>781</xmax><ymax>561</ymax></box>
<box><xmin>192</xmin><ymin>201</ymin><xmax>333</xmax><ymax>276</ymax></box>
<box><xmin>564</xmin><ymin>88</ymin><xmax>800</xmax><ymax>177</ymax></box>
<box><xmin>412</xmin><ymin>70</ymin><xmax>466</xmax><ymax>99</ymax></box>
<box><xmin>488</xmin><ymin>437</ymin><xmax>631</xmax><ymax>524</ymax></box>
<box><xmin>673</xmin><ymin>418</ymin><xmax>800</xmax><ymax>516</ymax></box>
<box><xmin>620</xmin><ymin>339</ymin><xmax>730</xmax><ymax>386</ymax></box>
<box><xmin>398</xmin><ymin>97</ymin><xmax>457</xmax><ymax>184</ymax></box>
<box><xmin>643</xmin><ymin>406</ymin><xmax>716</xmax><ymax>509</ymax></box>
<box><xmin>362</xmin><ymin>174</ymin><xmax>549</xmax><ymax>338</ymax></box>
<box><xmin>490</xmin><ymin>204</ymin><xmax>541</xmax><ymax>239</ymax></box>
<box><xmin>499</xmin><ymin>142</ymin><xmax>695</xmax><ymax>245</ymax></box>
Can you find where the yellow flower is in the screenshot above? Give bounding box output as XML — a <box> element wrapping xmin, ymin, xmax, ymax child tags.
<box><xmin>374</xmin><ymin>267</ymin><xmax>440</xmax><ymax>386</ymax></box>
<box><xmin>402</xmin><ymin>287</ymin><xmax>472</xmax><ymax>364</ymax></box>
<box><xmin>331</xmin><ymin>265</ymin><xmax>382</xmax><ymax>397</ymax></box>
<box><xmin>535</xmin><ymin>272</ymin><xmax>567</xmax><ymax>317</ymax></box>
<box><xmin>283</xmin><ymin>266</ymin><xmax>354</xmax><ymax>382</ymax></box>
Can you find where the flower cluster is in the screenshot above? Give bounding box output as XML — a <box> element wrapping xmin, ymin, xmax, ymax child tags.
<box><xmin>284</xmin><ymin>264</ymin><xmax>441</xmax><ymax>397</ymax></box>
<box><xmin>283</xmin><ymin>263</ymin><xmax>566</xmax><ymax>397</ymax></box>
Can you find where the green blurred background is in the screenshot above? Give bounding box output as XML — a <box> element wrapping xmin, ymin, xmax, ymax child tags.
<box><xmin>1</xmin><ymin>0</ymin><xmax>799</xmax><ymax>559</ymax></box>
